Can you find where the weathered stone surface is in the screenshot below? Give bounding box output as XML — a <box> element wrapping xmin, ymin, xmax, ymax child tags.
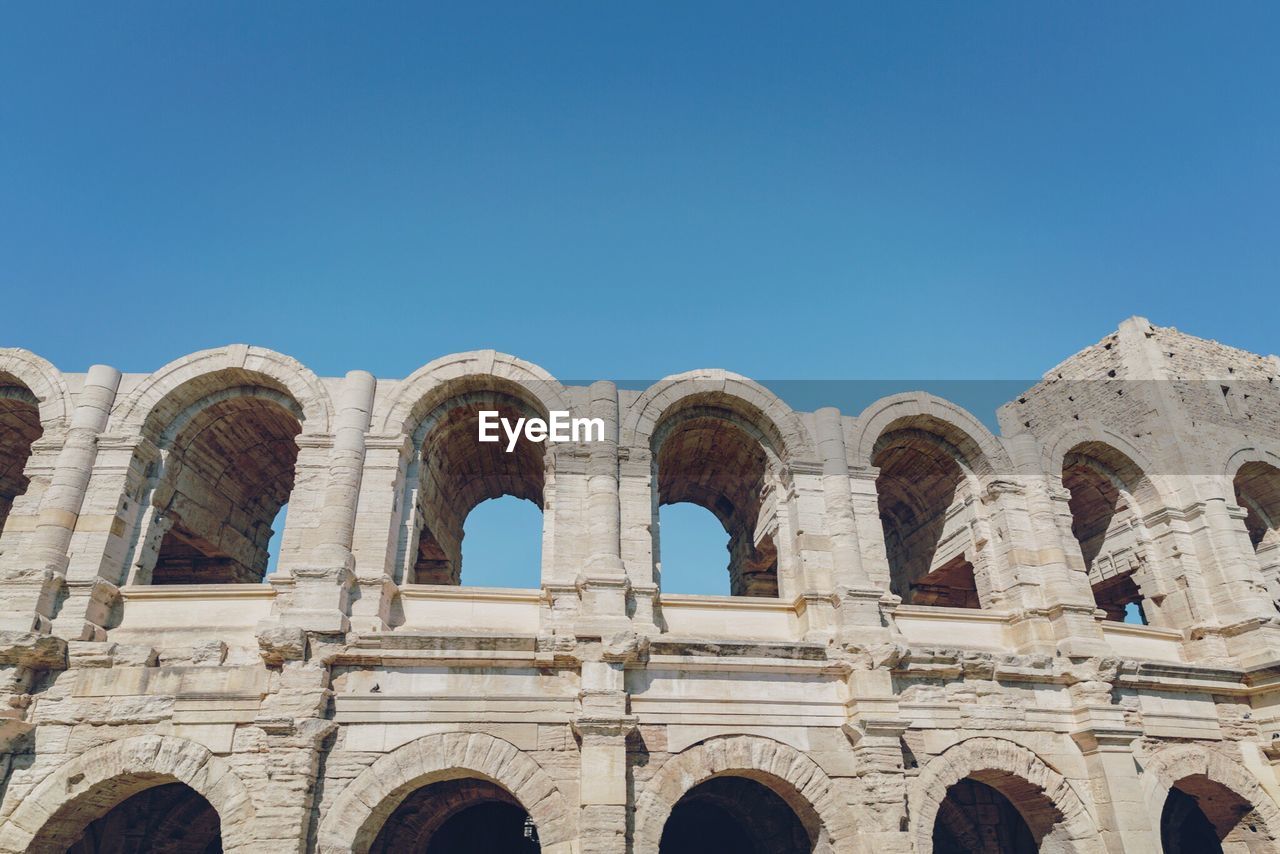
<box><xmin>257</xmin><ymin>625</ymin><xmax>306</xmax><ymax>666</ymax></box>
<box><xmin>1</xmin><ymin>325</ymin><xmax>1280</xmax><ymax>851</ymax></box>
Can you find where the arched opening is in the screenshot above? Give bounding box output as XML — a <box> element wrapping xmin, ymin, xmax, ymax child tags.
<box><xmin>874</xmin><ymin>424</ymin><xmax>981</xmax><ymax>608</ymax></box>
<box><xmin>912</xmin><ymin>739</ymin><xmax>1100</xmax><ymax>854</ymax></box>
<box><xmin>370</xmin><ymin>777</ymin><xmax>539</xmax><ymax>853</ymax></box>
<box><xmin>62</xmin><ymin>782</ymin><xmax>222</xmax><ymax>854</ymax></box>
<box><xmin>932</xmin><ymin>778</ymin><xmax>1036</xmax><ymax>853</ymax></box>
<box><xmin>409</xmin><ymin>391</ymin><xmax>545</xmax><ymax>586</ymax></box>
<box><xmin>148</xmin><ymin>394</ymin><xmax>302</xmax><ymax>584</ymax></box>
<box><xmin>1234</xmin><ymin>461</ymin><xmax>1280</xmax><ymax>605</ymax></box>
<box><xmin>263</xmin><ymin>503</ymin><xmax>288</xmax><ymax>579</ymax></box>
<box><xmin>1161</xmin><ymin>775</ymin><xmax>1273</xmax><ymax>854</ymax></box>
<box><xmin>659</xmin><ymin>776</ymin><xmax>813</xmax><ymax>854</ymax></box>
<box><xmin>456</xmin><ymin>495</ymin><xmax>543</xmax><ymax>588</ymax></box>
<box><xmin>657</xmin><ymin>502</ymin><xmax>734</xmax><ymax>595</ymax></box>
<box><xmin>0</xmin><ymin>379</ymin><xmax>42</xmax><ymax>538</ymax></box>
<box><xmin>1061</xmin><ymin>442</ymin><xmax>1154</xmax><ymax>623</ymax></box>
<box><xmin>654</xmin><ymin>409</ymin><xmax>780</xmax><ymax>597</ymax></box>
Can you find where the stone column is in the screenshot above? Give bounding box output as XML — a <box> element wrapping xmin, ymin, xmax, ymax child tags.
<box><xmin>76</xmin><ymin>435</ymin><xmax>160</xmax><ymax>588</ymax></box>
<box><xmin>0</xmin><ymin>439</ymin><xmax>63</xmax><ymax>634</ymax></box>
<box><xmin>1071</xmin><ymin>726</ymin><xmax>1155</xmax><ymax>853</ymax></box>
<box><xmin>1186</xmin><ymin>485</ymin><xmax>1280</xmax><ymax>666</ymax></box>
<box><xmin>0</xmin><ymin>434</ymin><xmax>59</xmax><ymax>586</ymax></box>
<box><xmin>575</xmin><ymin>714</ymin><xmax>634</xmax><ymax>854</ymax></box>
<box><xmin>849</xmin><ymin>467</ymin><xmax>891</xmax><ymax>591</ymax></box>
<box><xmin>312</xmin><ymin>371</ymin><xmax>376</xmax><ymax>572</ymax></box>
<box><xmin>585</xmin><ymin>383</ymin><xmax>623</xmax><ymax>573</ymax></box>
<box><xmin>273</xmin><ymin>371</ymin><xmax>375</xmax><ymax>635</ymax></box>
<box><xmin>618</xmin><ymin>445</ymin><xmax>660</xmax><ymax>632</ymax></box>
<box><xmin>843</xmin><ymin>667</ymin><xmax>912</xmax><ymax>853</ymax></box>
<box><xmin>573</xmin><ymin>633</ymin><xmax>641</xmax><ymax>854</ymax></box>
<box><xmin>1177</xmin><ymin>485</ymin><xmax>1273</xmax><ymax>625</ymax></box>
<box><xmin>815</xmin><ymin>408</ymin><xmax>868</xmax><ymax>589</ymax></box>
<box><xmin>577</xmin><ymin>381</ymin><xmax>629</xmax><ymax>635</ymax></box>
<box><xmin>0</xmin><ymin>368</ymin><xmax>118</xmax><ymax>766</ymax></box>
<box><xmin>0</xmin><ymin>365</ymin><xmax>120</xmax><ymax>636</ymax></box>
<box><xmin>347</xmin><ymin>433</ymin><xmax>412</xmax><ymax>633</ymax></box>
<box><xmin>1256</xmin><ymin>528</ymin><xmax>1280</xmax><ymax>605</ymax></box>
<box><xmin>1006</xmin><ymin>433</ymin><xmax>1111</xmax><ymax>657</ymax></box>
<box><xmin>845</xmin><ymin>464</ymin><xmax>911</xmax><ymax>653</ymax></box>
<box><xmin>1055</xmin><ymin>655</ymin><xmax>1156</xmax><ymax>853</ymax></box>
<box><xmin>255</xmin><ymin>630</ymin><xmax>340</xmax><ymax>854</ymax></box>
<box><xmin>971</xmin><ymin>480</ymin><xmax>1043</xmax><ymax>614</ymax></box>
<box><xmin>814</xmin><ymin>407</ymin><xmax>884</xmax><ymax>638</ymax></box>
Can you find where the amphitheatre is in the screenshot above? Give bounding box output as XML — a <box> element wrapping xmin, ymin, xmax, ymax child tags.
<box><xmin>3</xmin><ymin>315</ymin><xmax>1280</xmax><ymax>852</ymax></box>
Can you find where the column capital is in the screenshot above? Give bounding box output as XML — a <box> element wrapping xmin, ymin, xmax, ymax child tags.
<box><xmin>1071</xmin><ymin>726</ymin><xmax>1141</xmax><ymax>753</ymax></box>
<box><xmin>572</xmin><ymin>715</ymin><xmax>638</xmax><ymax>742</ymax></box>
<box><xmin>842</xmin><ymin>717</ymin><xmax>911</xmax><ymax>746</ymax></box>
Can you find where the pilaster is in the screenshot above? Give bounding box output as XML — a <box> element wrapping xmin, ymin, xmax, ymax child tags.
<box><xmin>7</xmin><ymin>366</ymin><xmax>122</xmax><ymax>640</ymax></box>
<box><xmin>576</xmin><ymin>381</ymin><xmax>631</xmax><ymax>637</ymax></box>
<box><xmin>573</xmin><ymin>633</ymin><xmax>641</xmax><ymax>854</ymax></box>
<box><xmin>274</xmin><ymin>371</ymin><xmax>376</xmax><ymax>635</ymax></box>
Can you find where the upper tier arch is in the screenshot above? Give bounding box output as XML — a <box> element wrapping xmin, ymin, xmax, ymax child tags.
<box><xmin>851</xmin><ymin>392</ymin><xmax>1011</xmax><ymax>476</ymax></box>
<box><xmin>1224</xmin><ymin>442</ymin><xmax>1280</xmax><ymax>480</ymax></box>
<box><xmin>1039</xmin><ymin>421</ymin><xmax>1170</xmax><ymax>511</ymax></box>
<box><xmin>110</xmin><ymin>345</ymin><xmax>334</xmax><ymax>438</ymax></box>
<box><xmin>373</xmin><ymin>350</ymin><xmax>570</xmax><ymax>440</ymax></box>
<box><xmin>0</xmin><ymin>348</ymin><xmax>73</xmax><ymax>430</ymax></box>
<box><xmin>621</xmin><ymin>370</ymin><xmax>815</xmax><ymax>462</ymax></box>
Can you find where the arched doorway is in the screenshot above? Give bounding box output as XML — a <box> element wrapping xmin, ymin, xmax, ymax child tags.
<box><xmin>1061</xmin><ymin>441</ymin><xmax>1159</xmax><ymax>623</ymax></box>
<box><xmin>1161</xmin><ymin>774</ymin><xmax>1272</xmax><ymax>854</ymax></box>
<box><xmin>0</xmin><ymin>379</ymin><xmax>41</xmax><ymax>538</ymax></box>
<box><xmin>910</xmin><ymin>738</ymin><xmax>1101</xmax><ymax>854</ymax></box>
<box><xmin>407</xmin><ymin>389</ymin><xmax>547</xmax><ymax>587</ymax></box>
<box><xmin>370</xmin><ymin>778</ymin><xmax>539</xmax><ymax>853</ymax></box>
<box><xmin>658</xmin><ymin>776</ymin><xmax>812</xmax><ymax>854</ymax></box>
<box><xmin>873</xmin><ymin>420</ymin><xmax>985</xmax><ymax>608</ymax></box>
<box><xmin>147</xmin><ymin>392</ymin><xmax>302</xmax><ymax>584</ymax></box>
<box><xmin>652</xmin><ymin>404</ymin><xmax>784</xmax><ymax>598</ymax></box>
<box><xmin>314</xmin><ymin>732</ymin><xmax>573</xmax><ymax>854</ymax></box>
<box><xmin>0</xmin><ymin>736</ymin><xmax>255</xmax><ymax>854</ymax></box>
<box><xmin>63</xmin><ymin>782</ymin><xmax>222</xmax><ymax>854</ymax></box>
<box><xmin>1234</xmin><ymin>460</ymin><xmax>1280</xmax><ymax>607</ymax></box>
<box><xmin>633</xmin><ymin>735</ymin><xmax>848</xmax><ymax>854</ymax></box>
<box><xmin>932</xmin><ymin>777</ymin><xmax>1036</xmax><ymax>853</ymax></box>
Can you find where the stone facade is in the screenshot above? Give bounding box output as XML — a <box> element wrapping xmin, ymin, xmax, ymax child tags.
<box><xmin>1</xmin><ymin>317</ymin><xmax>1280</xmax><ymax>852</ymax></box>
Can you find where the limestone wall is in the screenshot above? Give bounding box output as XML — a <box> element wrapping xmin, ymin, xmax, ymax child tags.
<box><xmin>1</xmin><ymin>319</ymin><xmax>1279</xmax><ymax>852</ymax></box>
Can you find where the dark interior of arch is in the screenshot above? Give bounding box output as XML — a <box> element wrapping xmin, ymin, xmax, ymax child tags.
<box><xmin>874</xmin><ymin>428</ymin><xmax>979</xmax><ymax>608</ymax></box>
<box><xmin>932</xmin><ymin>778</ymin><xmax>1037</xmax><ymax>854</ymax></box>
<box><xmin>1235</xmin><ymin>462</ymin><xmax>1280</xmax><ymax>588</ymax></box>
<box><xmin>151</xmin><ymin>396</ymin><xmax>301</xmax><ymax>584</ymax></box>
<box><xmin>64</xmin><ymin>782</ymin><xmax>222</xmax><ymax>854</ymax></box>
<box><xmin>1160</xmin><ymin>775</ymin><xmax>1272</xmax><ymax>854</ymax></box>
<box><xmin>659</xmin><ymin>776</ymin><xmax>813</xmax><ymax>854</ymax></box>
<box><xmin>1236</xmin><ymin>462</ymin><xmax>1280</xmax><ymax>548</ymax></box>
<box><xmin>0</xmin><ymin>382</ymin><xmax>42</xmax><ymax>538</ymax></box>
<box><xmin>370</xmin><ymin>777</ymin><xmax>539</xmax><ymax>853</ymax></box>
<box><xmin>1062</xmin><ymin>444</ymin><xmax>1149</xmax><ymax>622</ymax></box>
<box><xmin>411</xmin><ymin>393</ymin><xmax>545</xmax><ymax>585</ymax></box>
<box><xmin>655</xmin><ymin>411</ymin><xmax>778</xmax><ymax>597</ymax></box>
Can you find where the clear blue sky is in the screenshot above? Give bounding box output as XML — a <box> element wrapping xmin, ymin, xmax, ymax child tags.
<box><xmin>3</xmin><ymin>3</ymin><xmax>1278</xmax><ymax>593</ymax></box>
